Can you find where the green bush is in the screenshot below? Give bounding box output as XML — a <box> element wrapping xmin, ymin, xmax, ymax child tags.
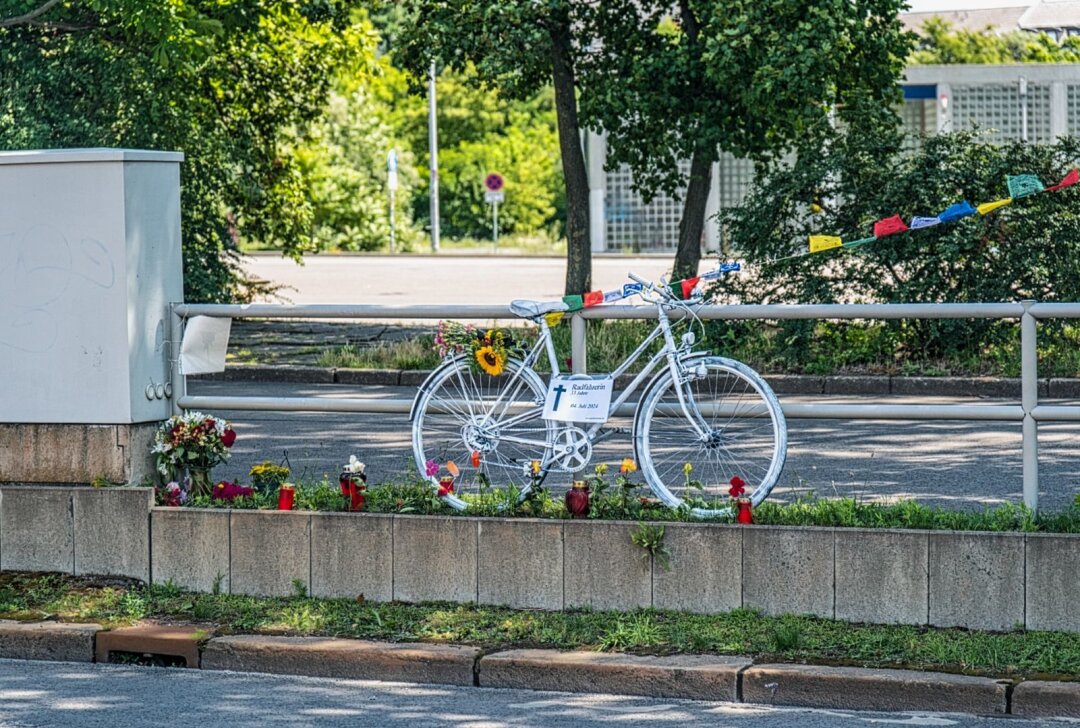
<box><xmin>721</xmin><ymin>110</ymin><xmax>1080</xmax><ymax>362</ymax></box>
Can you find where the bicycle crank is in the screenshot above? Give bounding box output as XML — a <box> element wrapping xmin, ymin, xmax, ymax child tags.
<box><xmin>552</xmin><ymin>426</ymin><xmax>592</xmax><ymax>471</ymax></box>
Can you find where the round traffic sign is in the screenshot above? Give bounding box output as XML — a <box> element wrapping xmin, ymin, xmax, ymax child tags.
<box><xmin>484</xmin><ymin>173</ymin><xmax>504</xmax><ymax>192</ymax></box>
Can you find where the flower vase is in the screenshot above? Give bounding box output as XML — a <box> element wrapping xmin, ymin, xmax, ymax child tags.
<box><xmin>736</xmin><ymin>497</ymin><xmax>753</xmax><ymax>524</ymax></box>
<box><xmin>565</xmin><ymin>481</ymin><xmax>590</xmax><ymax>518</ymax></box>
<box><xmin>188</xmin><ymin>467</ymin><xmax>213</xmax><ymax>498</ymax></box>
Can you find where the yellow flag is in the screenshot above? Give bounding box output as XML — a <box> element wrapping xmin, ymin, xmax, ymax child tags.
<box><xmin>977</xmin><ymin>198</ymin><xmax>1012</xmax><ymax>215</ymax></box>
<box><xmin>809</xmin><ymin>235</ymin><xmax>843</xmax><ymax>253</ymax></box>
<box><xmin>544</xmin><ymin>311</ymin><xmax>565</xmax><ymax>327</ymax></box>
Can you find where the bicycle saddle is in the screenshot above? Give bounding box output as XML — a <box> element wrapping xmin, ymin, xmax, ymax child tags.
<box><xmin>509</xmin><ymin>299</ymin><xmax>569</xmax><ymax>319</ymax></box>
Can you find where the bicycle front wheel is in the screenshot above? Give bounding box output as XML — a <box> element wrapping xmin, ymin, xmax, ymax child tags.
<box><xmin>411</xmin><ymin>356</ymin><xmax>555</xmax><ymax>511</ymax></box>
<box><xmin>634</xmin><ymin>355</ymin><xmax>786</xmax><ymax>518</ymax></box>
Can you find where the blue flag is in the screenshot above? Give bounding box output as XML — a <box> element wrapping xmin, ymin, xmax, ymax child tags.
<box><xmin>938</xmin><ymin>200</ymin><xmax>977</xmax><ymax>223</ymax></box>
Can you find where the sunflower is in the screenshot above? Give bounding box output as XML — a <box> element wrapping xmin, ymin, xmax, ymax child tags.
<box><xmin>475</xmin><ymin>345</ymin><xmax>505</xmax><ymax>376</ymax></box>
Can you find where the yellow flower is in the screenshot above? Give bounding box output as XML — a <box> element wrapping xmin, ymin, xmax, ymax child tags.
<box><xmin>620</xmin><ymin>458</ymin><xmax>637</xmax><ymax>474</ymax></box>
<box><xmin>683</xmin><ymin>463</ymin><xmax>693</xmax><ymax>476</ymax></box>
<box><xmin>475</xmin><ymin>345</ymin><xmax>505</xmax><ymax>376</ymax></box>
<box><xmin>531</xmin><ymin>460</ymin><xmax>541</xmax><ymax>475</ymax></box>
<box><xmin>595</xmin><ymin>463</ymin><xmax>609</xmax><ymax>476</ymax></box>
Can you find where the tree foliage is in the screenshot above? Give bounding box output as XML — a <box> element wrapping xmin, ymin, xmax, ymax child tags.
<box><xmin>910</xmin><ymin>18</ymin><xmax>1080</xmax><ymax>64</ymax></box>
<box><xmin>578</xmin><ymin>0</ymin><xmax>914</xmax><ymax>278</ymax></box>
<box><xmin>0</xmin><ymin>0</ymin><xmax>370</xmax><ymax>301</ymax></box>
<box><xmin>721</xmin><ymin>110</ymin><xmax>1080</xmax><ymax>357</ymax></box>
<box><xmin>397</xmin><ymin>0</ymin><xmax>592</xmax><ymax>293</ymax></box>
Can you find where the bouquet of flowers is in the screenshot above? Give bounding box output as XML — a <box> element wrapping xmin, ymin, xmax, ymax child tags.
<box><xmin>433</xmin><ymin>321</ymin><xmax>517</xmax><ymax>376</ymax></box>
<box><xmin>157</xmin><ymin>481</ymin><xmax>188</xmax><ymax>507</ymax></box>
<box><xmin>151</xmin><ymin>412</ymin><xmax>236</xmax><ymax>495</ymax></box>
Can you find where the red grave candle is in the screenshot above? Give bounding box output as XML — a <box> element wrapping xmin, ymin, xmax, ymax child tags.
<box><xmin>565</xmin><ymin>480</ymin><xmax>590</xmax><ymax>518</ymax></box>
<box><xmin>277</xmin><ymin>484</ymin><xmax>295</xmax><ymax>511</ymax></box>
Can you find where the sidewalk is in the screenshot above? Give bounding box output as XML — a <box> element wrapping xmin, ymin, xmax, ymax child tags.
<box><xmin>2</xmin><ymin>619</ymin><xmax>1076</xmax><ymax>718</ymax></box>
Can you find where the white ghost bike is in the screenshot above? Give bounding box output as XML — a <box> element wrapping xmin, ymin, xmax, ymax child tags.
<box><xmin>410</xmin><ymin>269</ymin><xmax>786</xmax><ymax>517</ymax></box>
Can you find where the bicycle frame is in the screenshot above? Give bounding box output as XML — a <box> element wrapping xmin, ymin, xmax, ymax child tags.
<box><xmin>464</xmin><ymin>299</ymin><xmax>712</xmax><ymax>469</ymax></box>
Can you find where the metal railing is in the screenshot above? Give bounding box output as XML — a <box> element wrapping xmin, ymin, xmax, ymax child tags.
<box><xmin>170</xmin><ymin>300</ymin><xmax>1080</xmax><ymax>512</ymax></box>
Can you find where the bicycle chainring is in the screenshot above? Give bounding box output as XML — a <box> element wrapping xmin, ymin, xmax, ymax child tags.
<box><xmin>552</xmin><ymin>426</ymin><xmax>592</xmax><ymax>471</ymax></box>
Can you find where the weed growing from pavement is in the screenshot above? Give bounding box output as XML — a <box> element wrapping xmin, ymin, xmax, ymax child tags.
<box><xmin>5</xmin><ymin>572</ymin><xmax>1080</xmax><ymax>678</ymax></box>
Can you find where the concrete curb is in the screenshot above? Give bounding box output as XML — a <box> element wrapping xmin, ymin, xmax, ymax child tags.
<box><xmin>5</xmin><ymin>621</ymin><xmax>1080</xmax><ymax>718</ymax></box>
<box><xmin>201</xmin><ymin>635</ymin><xmax>481</xmax><ymax>686</ymax></box>
<box><xmin>190</xmin><ymin>365</ymin><xmax>1078</xmax><ymax>398</ymax></box>
<box><xmin>0</xmin><ymin>620</ymin><xmax>101</xmax><ymax>662</ymax></box>
<box><xmin>742</xmin><ymin>663</ymin><xmax>1009</xmax><ymax>714</ymax></box>
<box><xmin>478</xmin><ymin>649</ymin><xmax>750</xmax><ymax>701</ymax></box>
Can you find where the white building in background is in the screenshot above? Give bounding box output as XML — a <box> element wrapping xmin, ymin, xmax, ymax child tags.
<box><xmin>586</xmin><ymin>63</ymin><xmax>1080</xmax><ymax>254</ymax></box>
<box><xmin>586</xmin><ymin>1</ymin><xmax>1080</xmax><ymax>254</ymax></box>
<box><xmin>901</xmin><ymin>0</ymin><xmax>1080</xmax><ymax>40</ymax></box>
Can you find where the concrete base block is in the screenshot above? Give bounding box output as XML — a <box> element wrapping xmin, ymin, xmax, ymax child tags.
<box><xmin>230</xmin><ymin>511</ymin><xmax>310</xmax><ymax>597</ymax></box>
<box><xmin>742</xmin><ymin>664</ymin><xmax>1008</xmax><ymax>713</ymax></box>
<box><xmin>310</xmin><ymin>513</ymin><xmax>393</xmax><ymax>601</ymax></box>
<box><xmin>764</xmin><ymin>375</ymin><xmax>823</xmax><ymax>394</ymax></box>
<box><xmin>335</xmin><ymin>368</ymin><xmax>399</xmax><ymax>385</ymax></box>
<box><xmin>1012</xmin><ymin>680</ymin><xmax>1080</xmax><ymax>718</ymax></box>
<box><xmin>0</xmin><ymin>486</ymin><xmax>74</xmax><ymax>573</ymax></box>
<box><xmin>478</xmin><ymin>519</ymin><xmax>562</xmax><ymax>610</ymax></box>
<box><xmin>563</xmin><ymin>521</ymin><xmax>651</xmax><ymax>610</ymax></box>
<box><xmin>479</xmin><ymin>649</ymin><xmax>750</xmax><ymax>701</ymax></box>
<box><xmin>0</xmin><ymin>620</ymin><xmax>100</xmax><ymax>662</ymax></box>
<box><xmin>835</xmin><ymin>529</ymin><xmax>928</xmax><ymax>625</ymax></box>
<box><xmin>202</xmin><ymin>635</ymin><xmax>480</xmax><ymax>686</ymax></box>
<box><xmin>929</xmin><ymin>532</ymin><xmax>1024</xmax><ymax>631</ymax></box>
<box><xmin>652</xmin><ymin>523</ymin><xmax>741</xmax><ymax>613</ymax></box>
<box><xmin>73</xmin><ymin>488</ymin><xmax>151</xmax><ymax>580</ymax></box>
<box><xmin>1025</xmin><ymin>533</ymin><xmax>1080</xmax><ymax>632</ymax></box>
<box><xmin>823</xmin><ymin>376</ymin><xmax>889</xmax><ymax>395</ymax></box>
<box><xmin>742</xmin><ymin>526</ymin><xmax>834</xmax><ymax>617</ymax></box>
<box><xmin>393</xmin><ymin>516</ymin><xmax>477</xmax><ymax>603</ymax></box>
<box><xmin>151</xmin><ymin>508</ymin><xmax>230</xmax><ymax>593</ymax></box>
<box><xmin>0</xmin><ymin>423</ymin><xmax>157</xmax><ymax>485</ymax></box>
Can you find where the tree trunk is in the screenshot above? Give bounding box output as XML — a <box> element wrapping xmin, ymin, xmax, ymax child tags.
<box><xmin>673</xmin><ymin>150</ymin><xmax>712</xmax><ymax>281</ymax></box>
<box><xmin>549</xmin><ymin>10</ymin><xmax>591</xmax><ymax>295</ymax></box>
<box><xmin>672</xmin><ymin>0</ymin><xmax>710</xmax><ymax>282</ymax></box>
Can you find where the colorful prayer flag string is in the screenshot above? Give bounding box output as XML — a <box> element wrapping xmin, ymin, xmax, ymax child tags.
<box><xmin>804</xmin><ymin>169</ymin><xmax>1076</xmax><ymax>257</ymax></box>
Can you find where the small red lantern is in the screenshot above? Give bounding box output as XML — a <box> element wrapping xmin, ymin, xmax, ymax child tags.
<box><xmin>348</xmin><ymin>479</ymin><xmax>366</xmax><ymax>512</ymax></box>
<box><xmin>736</xmin><ymin>497</ymin><xmax>753</xmax><ymax>524</ymax></box>
<box><xmin>565</xmin><ymin>480</ymin><xmax>590</xmax><ymax>518</ymax></box>
<box><xmin>277</xmin><ymin>484</ymin><xmax>295</xmax><ymax>511</ymax></box>
<box><xmin>438</xmin><ymin>476</ymin><xmax>455</xmax><ymax>498</ymax></box>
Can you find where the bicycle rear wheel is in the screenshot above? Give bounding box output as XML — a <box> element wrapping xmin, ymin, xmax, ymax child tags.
<box><xmin>411</xmin><ymin>356</ymin><xmax>555</xmax><ymax>511</ymax></box>
<box><xmin>634</xmin><ymin>355</ymin><xmax>786</xmax><ymax>518</ymax></box>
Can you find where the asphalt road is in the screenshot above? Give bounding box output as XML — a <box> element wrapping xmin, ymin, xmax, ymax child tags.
<box><xmin>191</xmin><ymin>380</ymin><xmax>1080</xmax><ymax>512</ymax></box>
<box><xmin>243</xmin><ymin>253</ymin><xmax>701</xmax><ymax>308</ymax></box>
<box><xmin>0</xmin><ymin>660</ymin><xmax>1058</xmax><ymax>728</ymax></box>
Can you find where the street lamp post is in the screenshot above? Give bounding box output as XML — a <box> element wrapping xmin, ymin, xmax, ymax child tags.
<box><xmin>428</xmin><ymin>61</ymin><xmax>441</xmax><ymax>252</ymax></box>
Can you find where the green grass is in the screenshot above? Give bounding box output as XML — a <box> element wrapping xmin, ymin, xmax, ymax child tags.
<box><xmin>311</xmin><ymin>317</ymin><xmax>1080</xmax><ymax>378</ymax></box>
<box><xmin>316</xmin><ymin>336</ymin><xmax>440</xmax><ymax>370</ymax></box>
<box><xmin>4</xmin><ymin>571</ymin><xmax>1080</xmax><ymax>678</ymax></box>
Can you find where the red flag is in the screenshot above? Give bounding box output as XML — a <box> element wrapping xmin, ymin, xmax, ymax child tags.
<box><xmin>583</xmin><ymin>290</ymin><xmax>604</xmax><ymax>307</ymax></box>
<box><xmin>872</xmin><ymin>215</ymin><xmax>909</xmax><ymax>238</ymax></box>
<box><xmin>680</xmin><ymin>277</ymin><xmax>701</xmax><ymax>299</ymax></box>
<box><xmin>1048</xmin><ymin>169</ymin><xmax>1079</xmax><ymax>192</ymax></box>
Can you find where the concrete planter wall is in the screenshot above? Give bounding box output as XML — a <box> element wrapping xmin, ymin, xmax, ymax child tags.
<box><xmin>1</xmin><ymin>485</ymin><xmax>1077</xmax><ymax>632</ymax></box>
